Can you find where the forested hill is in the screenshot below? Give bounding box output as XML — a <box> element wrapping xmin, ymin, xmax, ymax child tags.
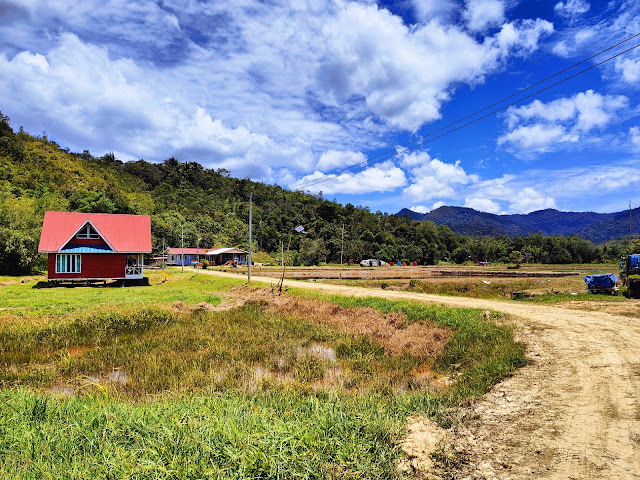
<box><xmin>397</xmin><ymin>206</ymin><xmax>636</xmax><ymax>243</ymax></box>
<box><xmin>0</xmin><ymin>114</ymin><xmax>626</xmax><ymax>274</ymax></box>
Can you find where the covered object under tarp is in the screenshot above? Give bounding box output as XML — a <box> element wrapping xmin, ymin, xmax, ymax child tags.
<box><xmin>583</xmin><ymin>273</ymin><xmax>618</xmax><ymax>294</ymax></box>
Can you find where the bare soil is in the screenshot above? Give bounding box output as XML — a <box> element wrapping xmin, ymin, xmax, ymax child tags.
<box><xmin>197</xmin><ymin>268</ymin><xmax>640</xmax><ymax>479</ymax></box>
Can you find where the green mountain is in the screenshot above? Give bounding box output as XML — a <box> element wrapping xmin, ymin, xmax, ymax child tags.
<box><xmin>397</xmin><ymin>206</ymin><xmax>633</xmax><ymax>243</ymax></box>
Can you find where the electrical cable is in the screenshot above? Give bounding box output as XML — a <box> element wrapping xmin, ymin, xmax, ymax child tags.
<box><xmin>291</xmin><ymin>33</ymin><xmax>640</xmax><ymax>191</ymax></box>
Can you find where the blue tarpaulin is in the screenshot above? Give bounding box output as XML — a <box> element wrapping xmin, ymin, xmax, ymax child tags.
<box><xmin>583</xmin><ymin>273</ymin><xmax>618</xmax><ymax>288</ymax></box>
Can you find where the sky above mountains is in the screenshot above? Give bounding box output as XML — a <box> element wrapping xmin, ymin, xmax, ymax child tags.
<box><xmin>0</xmin><ymin>0</ymin><xmax>638</xmax><ymax>215</ymax></box>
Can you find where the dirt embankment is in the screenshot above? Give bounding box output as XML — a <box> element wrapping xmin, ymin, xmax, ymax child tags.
<box><xmin>197</xmin><ymin>269</ymin><xmax>640</xmax><ymax>479</ymax></box>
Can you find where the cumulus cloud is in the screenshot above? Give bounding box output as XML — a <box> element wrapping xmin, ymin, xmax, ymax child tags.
<box><xmin>401</xmin><ymin>151</ymin><xmax>479</xmax><ymax>202</ymax></box>
<box><xmin>498</xmin><ymin>124</ymin><xmax>578</xmax><ymax>152</ymax></box>
<box><xmin>498</xmin><ymin>90</ymin><xmax>628</xmax><ymax>152</ymax></box>
<box><xmin>554</xmin><ymin>0</ymin><xmax>590</xmax><ymax>17</ymax></box>
<box><xmin>615</xmin><ymin>57</ymin><xmax>640</xmax><ymax>83</ymax></box>
<box><xmin>463</xmin><ymin>0</ymin><xmax>505</xmax><ymax>32</ymax></box>
<box><xmin>318</xmin><ymin>3</ymin><xmax>553</xmax><ymax>130</ymax></box>
<box><xmin>509</xmin><ymin>187</ymin><xmax>557</xmax><ymax>212</ymax></box>
<box><xmin>294</xmin><ymin>161</ymin><xmax>407</xmax><ymax>196</ymax></box>
<box><xmin>410</xmin><ymin>205</ymin><xmax>430</xmax><ymax>214</ymax></box>
<box><xmin>464</xmin><ymin>197</ymin><xmax>502</xmax><ymax>213</ymax></box>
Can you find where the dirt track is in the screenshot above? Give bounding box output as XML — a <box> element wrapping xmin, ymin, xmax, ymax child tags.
<box><xmin>199</xmin><ymin>269</ymin><xmax>640</xmax><ymax>479</ymax></box>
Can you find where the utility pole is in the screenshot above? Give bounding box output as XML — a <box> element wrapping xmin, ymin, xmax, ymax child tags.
<box><xmin>248</xmin><ymin>192</ymin><xmax>252</xmax><ymax>283</ymax></box>
<box><xmin>340</xmin><ymin>223</ymin><xmax>344</xmax><ymax>285</ymax></box>
<box><xmin>181</xmin><ymin>224</ymin><xmax>184</xmax><ymax>273</ymax></box>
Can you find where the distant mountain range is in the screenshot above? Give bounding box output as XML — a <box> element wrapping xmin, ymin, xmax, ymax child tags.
<box><xmin>396</xmin><ymin>206</ymin><xmax>639</xmax><ymax>243</ymax></box>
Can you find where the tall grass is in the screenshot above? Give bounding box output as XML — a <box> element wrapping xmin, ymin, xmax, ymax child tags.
<box><xmin>0</xmin><ymin>388</ymin><xmax>435</xmax><ymax>479</ymax></box>
<box><xmin>326</xmin><ymin>296</ymin><xmax>526</xmax><ymax>401</ymax></box>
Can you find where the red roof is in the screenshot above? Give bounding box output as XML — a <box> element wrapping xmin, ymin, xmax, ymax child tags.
<box><xmin>38</xmin><ymin>211</ymin><xmax>152</xmax><ymax>253</ymax></box>
<box><xmin>166</xmin><ymin>248</ymin><xmax>209</xmax><ymax>255</ymax></box>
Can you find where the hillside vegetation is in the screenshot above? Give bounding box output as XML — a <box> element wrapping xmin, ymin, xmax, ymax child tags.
<box><xmin>0</xmin><ymin>113</ymin><xmax>623</xmax><ymax>275</ymax></box>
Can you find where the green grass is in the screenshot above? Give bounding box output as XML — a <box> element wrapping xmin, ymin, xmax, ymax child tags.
<box><xmin>0</xmin><ymin>274</ymin><xmax>526</xmax><ymax>478</ymax></box>
<box><xmin>513</xmin><ymin>291</ymin><xmax>625</xmax><ymax>304</ymax></box>
<box><xmin>0</xmin><ymin>270</ymin><xmax>244</xmax><ymax>318</ymax></box>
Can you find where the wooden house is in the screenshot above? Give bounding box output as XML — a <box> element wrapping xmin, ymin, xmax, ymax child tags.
<box><xmin>206</xmin><ymin>247</ymin><xmax>248</xmax><ymax>265</ymax></box>
<box><xmin>38</xmin><ymin>211</ymin><xmax>151</xmax><ymax>282</ymax></box>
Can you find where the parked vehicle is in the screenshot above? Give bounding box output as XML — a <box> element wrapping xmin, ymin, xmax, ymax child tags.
<box><xmin>620</xmin><ymin>254</ymin><xmax>640</xmax><ymax>298</ymax></box>
<box><xmin>583</xmin><ymin>273</ymin><xmax>619</xmax><ymax>295</ymax></box>
<box><xmin>359</xmin><ymin>259</ymin><xmax>386</xmax><ymax>267</ymax></box>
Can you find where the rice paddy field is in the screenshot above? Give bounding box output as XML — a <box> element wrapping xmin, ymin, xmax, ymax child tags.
<box><xmin>0</xmin><ymin>270</ymin><xmax>526</xmax><ymax>478</ymax></box>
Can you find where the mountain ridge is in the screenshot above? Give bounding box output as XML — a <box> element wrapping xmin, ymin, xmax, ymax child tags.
<box><xmin>396</xmin><ymin>206</ymin><xmax>634</xmax><ymax>243</ymax></box>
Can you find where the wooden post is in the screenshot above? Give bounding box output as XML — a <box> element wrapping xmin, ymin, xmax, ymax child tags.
<box><xmin>340</xmin><ymin>223</ymin><xmax>344</xmax><ymax>285</ymax></box>
<box><xmin>248</xmin><ymin>193</ymin><xmax>252</xmax><ymax>283</ymax></box>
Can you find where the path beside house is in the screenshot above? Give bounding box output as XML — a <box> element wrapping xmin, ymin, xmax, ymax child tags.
<box><xmin>195</xmin><ymin>267</ymin><xmax>640</xmax><ymax>479</ymax></box>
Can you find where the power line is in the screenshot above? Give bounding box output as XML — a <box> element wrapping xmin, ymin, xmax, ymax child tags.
<box><xmin>292</xmin><ymin>33</ymin><xmax>640</xmax><ymax>191</ymax></box>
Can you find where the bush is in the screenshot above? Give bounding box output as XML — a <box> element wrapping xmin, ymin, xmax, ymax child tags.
<box><xmin>200</xmin><ymin>259</ymin><xmax>209</xmax><ymax>269</ymax></box>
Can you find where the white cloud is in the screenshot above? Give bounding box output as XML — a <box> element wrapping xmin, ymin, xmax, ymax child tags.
<box><xmin>631</xmin><ymin>127</ymin><xmax>640</xmax><ymax>147</ymax></box>
<box><xmin>498</xmin><ymin>124</ymin><xmax>578</xmax><ymax>152</ymax></box>
<box><xmin>412</xmin><ymin>0</ymin><xmax>457</xmax><ymax>23</ymax></box>
<box><xmin>295</xmin><ymin>161</ymin><xmax>407</xmax><ymax>195</ymax></box>
<box><xmin>574</xmin><ymin>28</ymin><xmax>595</xmax><ymax>44</ymax></box>
<box><xmin>463</xmin><ymin>0</ymin><xmax>505</xmax><ymax>32</ymax></box>
<box><xmin>552</xmin><ymin>41</ymin><xmax>569</xmax><ymax>57</ymax></box>
<box><xmin>615</xmin><ymin>57</ymin><xmax>640</xmax><ymax>83</ymax></box>
<box><xmin>554</xmin><ymin>0</ymin><xmax>590</xmax><ymax>17</ymax></box>
<box><xmin>499</xmin><ymin>90</ymin><xmax>628</xmax><ymax>152</ymax></box>
<box><xmin>401</xmin><ymin>152</ymin><xmax>479</xmax><ymax>202</ymax></box>
<box><xmin>410</xmin><ymin>205</ymin><xmax>430</xmax><ymax>214</ymax></box>
<box><xmin>432</xmin><ymin>201</ymin><xmax>446</xmax><ymax>210</ymax></box>
<box><xmin>317</xmin><ymin>150</ymin><xmax>367</xmax><ymax>171</ymax></box>
<box><xmin>464</xmin><ymin>197</ymin><xmax>502</xmax><ymax>213</ymax></box>
<box><xmin>319</xmin><ymin>4</ymin><xmax>553</xmax><ymax>130</ymax></box>
<box><xmin>509</xmin><ymin>187</ymin><xmax>557</xmax><ymax>213</ymax></box>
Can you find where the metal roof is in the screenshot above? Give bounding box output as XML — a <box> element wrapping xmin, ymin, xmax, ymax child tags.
<box><xmin>38</xmin><ymin>212</ymin><xmax>152</xmax><ymax>253</ymax></box>
<box><xmin>206</xmin><ymin>247</ymin><xmax>248</xmax><ymax>255</ymax></box>
<box><xmin>166</xmin><ymin>248</ymin><xmax>209</xmax><ymax>255</ymax></box>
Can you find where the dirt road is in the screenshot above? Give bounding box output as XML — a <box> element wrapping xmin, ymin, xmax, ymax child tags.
<box><xmin>199</xmin><ymin>269</ymin><xmax>640</xmax><ymax>479</ymax></box>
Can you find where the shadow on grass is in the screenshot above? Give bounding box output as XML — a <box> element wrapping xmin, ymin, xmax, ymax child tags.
<box><xmin>33</xmin><ymin>278</ymin><xmax>151</xmax><ymax>289</ymax></box>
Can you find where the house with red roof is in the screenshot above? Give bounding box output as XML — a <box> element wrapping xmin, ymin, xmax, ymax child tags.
<box><xmin>38</xmin><ymin>211</ymin><xmax>152</xmax><ymax>282</ymax></box>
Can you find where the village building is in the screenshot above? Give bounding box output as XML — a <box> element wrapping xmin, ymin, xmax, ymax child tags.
<box><xmin>166</xmin><ymin>247</ymin><xmax>249</xmax><ymax>266</ymax></box>
<box><xmin>165</xmin><ymin>248</ymin><xmax>209</xmax><ymax>266</ymax></box>
<box><xmin>38</xmin><ymin>211</ymin><xmax>151</xmax><ymax>283</ymax></box>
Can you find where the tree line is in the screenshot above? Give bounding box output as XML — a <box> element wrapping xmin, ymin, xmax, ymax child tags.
<box><xmin>0</xmin><ymin>113</ymin><xmax>627</xmax><ymax>275</ymax></box>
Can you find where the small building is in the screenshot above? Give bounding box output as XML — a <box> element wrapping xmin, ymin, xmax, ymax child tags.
<box><xmin>206</xmin><ymin>247</ymin><xmax>249</xmax><ymax>265</ymax></box>
<box><xmin>166</xmin><ymin>248</ymin><xmax>209</xmax><ymax>266</ymax></box>
<box><xmin>38</xmin><ymin>211</ymin><xmax>151</xmax><ymax>282</ymax></box>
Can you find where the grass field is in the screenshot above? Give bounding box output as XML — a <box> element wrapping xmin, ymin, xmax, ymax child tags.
<box><xmin>0</xmin><ymin>270</ymin><xmax>525</xmax><ymax>478</ymax></box>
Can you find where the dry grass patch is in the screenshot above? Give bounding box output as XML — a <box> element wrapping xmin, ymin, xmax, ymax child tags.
<box><xmin>269</xmin><ymin>296</ymin><xmax>451</xmax><ymax>360</ymax></box>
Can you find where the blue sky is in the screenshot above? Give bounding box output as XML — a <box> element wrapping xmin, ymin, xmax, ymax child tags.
<box><xmin>0</xmin><ymin>0</ymin><xmax>639</xmax><ymax>215</ymax></box>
